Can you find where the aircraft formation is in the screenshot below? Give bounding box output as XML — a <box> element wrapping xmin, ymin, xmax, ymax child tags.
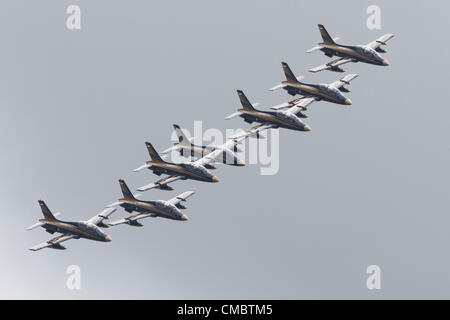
<box><xmin>27</xmin><ymin>24</ymin><xmax>394</xmax><ymax>251</ymax></box>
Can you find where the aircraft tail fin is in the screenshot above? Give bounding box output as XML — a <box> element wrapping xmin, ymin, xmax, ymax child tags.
<box><xmin>145</xmin><ymin>142</ymin><xmax>164</xmax><ymax>163</ymax></box>
<box><xmin>173</xmin><ymin>124</ymin><xmax>191</xmax><ymax>146</ymax></box>
<box><xmin>318</xmin><ymin>24</ymin><xmax>335</xmax><ymax>44</ymax></box>
<box><xmin>237</xmin><ymin>90</ymin><xmax>255</xmax><ymax>111</ymax></box>
<box><xmin>281</xmin><ymin>62</ymin><xmax>300</xmax><ymax>83</ymax></box>
<box><xmin>119</xmin><ymin>179</ymin><xmax>136</xmax><ymax>200</ymax></box>
<box><xmin>38</xmin><ymin>200</ymin><xmax>58</xmax><ymax>221</ymax></box>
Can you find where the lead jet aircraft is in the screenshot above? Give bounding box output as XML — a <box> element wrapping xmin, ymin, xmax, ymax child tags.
<box><xmin>106</xmin><ymin>179</ymin><xmax>194</xmax><ymax>226</ymax></box>
<box><xmin>225</xmin><ymin>90</ymin><xmax>312</xmax><ymax>132</ymax></box>
<box><xmin>27</xmin><ymin>200</ymin><xmax>115</xmax><ymax>251</ymax></box>
<box><xmin>160</xmin><ymin>124</ymin><xmax>245</xmax><ymax>168</ymax></box>
<box><xmin>307</xmin><ymin>24</ymin><xmax>394</xmax><ymax>73</ymax></box>
<box><xmin>269</xmin><ymin>61</ymin><xmax>358</xmax><ymax>106</ymax></box>
<box><xmin>133</xmin><ymin>141</ymin><xmax>219</xmax><ymax>191</ymax></box>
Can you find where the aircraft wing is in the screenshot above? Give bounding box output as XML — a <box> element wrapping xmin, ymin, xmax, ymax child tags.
<box><xmin>285</xmin><ymin>97</ymin><xmax>316</xmax><ymax>115</ymax></box>
<box><xmin>167</xmin><ymin>191</ymin><xmax>195</xmax><ymax>206</ymax></box>
<box><xmin>137</xmin><ymin>175</ymin><xmax>181</xmax><ymax>192</ymax></box>
<box><xmin>270</xmin><ymin>100</ymin><xmax>294</xmax><ymax>110</ymax></box>
<box><xmin>29</xmin><ymin>234</ymin><xmax>76</xmax><ymax>251</ymax></box>
<box><xmin>195</xmin><ymin>149</ymin><xmax>223</xmax><ymax>166</ymax></box>
<box><xmin>194</xmin><ymin>123</ymin><xmax>273</xmax><ymax>167</ymax></box>
<box><xmin>245</xmin><ymin>123</ymin><xmax>274</xmax><ymax>138</ymax></box>
<box><xmin>366</xmin><ymin>34</ymin><xmax>395</xmax><ymax>50</ymax></box>
<box><xmin>329</xmin><ymin>73</ymin><xmax>359</xmax><ymax>89</ymax></box>
<box><xmin>87</xmin><ymin>207</ymin><xmax>117</xmax><ymax>226</ymax></box>
<box><xmin>108</xmin><ymin>213</ymin><xmax>153</xmax><ymax>227</ymax></box>
<box><xmin>309</xmin><ymin>57</ymin><xmax>354</xmax><ymax>73</ymax></box>
<box><xmin>228</xmin><ymin>123</ymin><xmax>273</xmax><ymax>141</ymax></box>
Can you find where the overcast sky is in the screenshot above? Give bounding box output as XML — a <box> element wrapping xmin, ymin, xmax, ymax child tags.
<box><xmin>1</xmin><ymin>0</ymin><xmax>449</xmax><ymax>299</ymax></box>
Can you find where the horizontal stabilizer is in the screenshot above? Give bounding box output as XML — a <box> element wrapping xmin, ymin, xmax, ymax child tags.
<box><xmin>161</xmin><ymin>145</ymin><xmax>181</xmax><ymax>155</ymax></box>
<box><xmin>133</xmin><ymin>163</ymin><xmax>151</xmax><ymax>172</ymax></box>
<box><xmin>26</xmin><ymin>212</ymin><xmax>61</xmax><ymax>231</ymax></box>
<box><xmin>306</xmin><ymin>45</ymin><xmax>323</xmax><ymax>53</ymax></box>
<box><xmin>225</xmin><ymin>111</ymin><xmax>243</xmax><ymax>120</ymax></box>
<box><xmin>268</xmin><ymin>83</ymin><xmax>286</xmax><ymax>91</ymax></box>
<box><xmin>106</xmin><ymin>194</ymin><xmax>141</xmax><ymax>208</ymax></box>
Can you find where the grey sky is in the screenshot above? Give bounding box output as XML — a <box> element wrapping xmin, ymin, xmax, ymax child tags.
<box><xmin>1</xmin><ymin>0</ymin><xmax>449</xmax><ymax>299</ymax></box>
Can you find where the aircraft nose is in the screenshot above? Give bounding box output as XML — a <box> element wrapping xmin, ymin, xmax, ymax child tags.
<box><xmin>105</xmin><ymin>235</ymin><xmax>112</xmax><ymax>242</ymax></box>
<box><xmin>344</xmin><ymin>98</ymin><xmax>352</xmax><ymax>105</ymax></box>
<box><xmin>236</xmin><ymin>159</ymin><xmax>246</xmax><ymax>166</ymax></box>
<box><xmin>382</xmin><ymin>59</ymin><xmax>390</xmax><ymax>66</ymax></box>
<box><xmin>212</xmin><ymin>176</ymin><xmax>220</xmax><ymax>182</ymax></box>
<box><xmin>181</xmin><ymin>214</ymin><xmax>189</xmax><ymax>221</ymax></box>
<box><xmin>303</xmin><ymin>124</ymin><xmax>312</xmax><ymax>131</ymax></box>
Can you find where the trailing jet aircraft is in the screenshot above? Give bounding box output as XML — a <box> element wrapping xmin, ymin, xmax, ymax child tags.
<box><xmin>269</xmin><ymin>61</ymin><xmax>358</xmax><ymax>105</ymax></box>
<box><xmin>27</xmin><ymin>200</ymin><xmax>115</xmax><ymax>251</ymax></box>
<box><xmin>225</xmin><ymin>90</ymin><xmax>311</xmax><ymax>132</ymax></box>
<box><xmin>133</xmin><ymin>141</ymin><xmax>219</xmax><ymax>191</ymax></box>
<box><xmin>307</xmin><ymin>24</ymin><xmax>394</xmax><ymax>73</ymax></box>
<box><xmin>160</xmin><ymin>124</ymin><xmax>245</xmax><ymax>167</ymax></box>
<box><xmin>107</xmin><ymin>179</ymin><xmax>194</xmax><ymax>226</ymax></box>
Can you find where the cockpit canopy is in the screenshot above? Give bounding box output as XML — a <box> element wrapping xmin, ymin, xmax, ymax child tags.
<box><xmin>354</xmin><ymin>45</ymin><xmax>383</xmax><ymax>62</ymax></box>
<box><xmin>317</xmin><ymin>84</ymin><xmax>345</xmax><ymax>99</ymax></box>
<box><xmin>77</xmin><ymin>221</ymin><xmax>107</xmax><ymax>238</ymax></box>
<box><xmin>153</xmin><ymin>200</ymin><xmax>180</xmax><ymax>215</ymax></box>
<box><xmin>179</xmin><ymin>163</ymin><xmax>213</xmax><ymax>177</ymax></box>
<box><xmin>276</xmin><ymin>111</ymin><xmax>305</xmax><ymax>127</ymax></box>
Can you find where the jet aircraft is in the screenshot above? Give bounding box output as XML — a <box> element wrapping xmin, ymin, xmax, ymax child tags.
<box><xmin>307</xmin><ymin>24</ymin><xmax>394</xmax><ymax>73</ymax></box>
<box><xmin>27</xmin><ymin>200</ymin><xmax>115</xmax><ymax>251</ymax></box>
<box><xmin>226</xmin><ymin>90</ymin><xmax>312</xmax><ymax>132</ymax></box>
<box><xmin>135</xmin><ymin>123</ymin><xmax>265</xmax><ymax>191</ymax></box>
<box><xmin>160</xmin><ymin>124</ymin><xmax>245</xmax><ymax>168</ymax></box>
<box><xmin>107</xmin><ymin>179</ymin><xmax>194</xmax><ymax>226</ymax></box>
<box><xmin>134</xmin><ymin>141</ymin><xmax>219</xmax><ymax>191</ymax></box>
<box><xmin>269</xmin><ymin>61</ymin><xmax>358</xmax><ymax>105</ymax></box>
